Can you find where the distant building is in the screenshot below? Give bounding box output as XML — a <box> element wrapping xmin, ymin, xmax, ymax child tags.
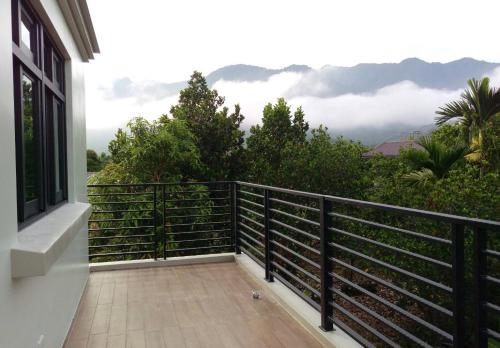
<box><xmin>362</xmin><ymin>140</ymin><xmax>423</xmax><ymax>158</ymax></box>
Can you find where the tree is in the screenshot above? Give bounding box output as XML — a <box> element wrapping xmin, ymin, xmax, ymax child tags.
<box><xmin>107</xmin><ymin>117</ymin><xmax>201</xmax><ymax>182</ymax></box>
<box><xmin>87</xmin><ymin>149</ymin><xmax>109</xmax><ymax>172</ymax></box>
<box><xmin>402</xmin><ymin>136</ymin><xmax>468</xmax><ymax>187</ymax></box>
<box><xmin>170</xmin><ymin>71</ymin><xmax>245</xmax><ymax>181</ymax></box>
<box><xmin>246</xmin><ymin>98</ymin><xmax>309</xmax><ymax>185</ymax></box>
<box><xmin>435</xmin><ymin>77</ymin><xmax>500</xmax><ymax>171</ymax></box>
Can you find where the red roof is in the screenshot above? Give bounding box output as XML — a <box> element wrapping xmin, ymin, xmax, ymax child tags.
<box><xmin>363</xmin><ymin>140</ymin><xmax>423</xmax><ymax>158</ymax></box>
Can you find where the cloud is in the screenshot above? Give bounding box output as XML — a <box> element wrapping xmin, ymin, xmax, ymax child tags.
<box><xmin>213</xmin><ymin>74</ymin><xmax>463</xmax><ymax>131</ymax></box>
<box><xmin>87</xmin><ymin>68</ymin><xmax>500</xmax><ymax>151</ymax></box>
<box><xmin>102</xmin><ymin>78</ymin><xmax>185</xmax><ymax>104</ymax></box>
<box><xmin>488</xmin><ymin>67</ymin><xmax>500</xmax><ymax>86</ymax></box>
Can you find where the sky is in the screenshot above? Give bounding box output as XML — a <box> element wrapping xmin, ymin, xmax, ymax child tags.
<box><xmin>85</xmin><ymin>0</ymin><xmax>500</xmax><ymax>145</ymax></box>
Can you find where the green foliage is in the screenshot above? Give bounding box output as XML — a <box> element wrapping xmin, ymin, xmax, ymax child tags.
<box><xmin>246</xmin><ymin>98</ymin><xmax>309</xmax><ymax>185</ymax></box>
<box><xmin>170</xmin><ymin>71</ymin><xmax>245</xmax><ymax>180</ymax></box>
<box><xmin>401</xmin><ymin>136</ymin><xmax>468</xmax><ymax>186</ymax></box>
<box><xmin>436</xmin><ymin>77</ymin><xmax>500</xmax><ymax>171</ymax></box>
<box><xmin>107</xmin><ymin>117</ymin><xmax>201</xmax><ymax>182</ymax></box>
<box><xmin>87</xmin><ymin>149</ymin><xmax>110</xmax><ymax>172</ymax></box>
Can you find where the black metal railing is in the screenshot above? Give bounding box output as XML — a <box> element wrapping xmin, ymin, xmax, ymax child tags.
<box><xmin>87</xmin><ymin>181</ymin><xmax>500</xmax><ymax>347</ymax></box>
<box><xmin>87</xmin><ymin>182</ymin><xmax>234</xmax><ymax>262</ymax></box>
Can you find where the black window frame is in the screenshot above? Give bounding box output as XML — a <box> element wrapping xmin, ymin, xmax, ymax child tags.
<box><xmin>12</xmin><ymin>0</ymin><xmax>68</xmax><ymax>226</ymax></box>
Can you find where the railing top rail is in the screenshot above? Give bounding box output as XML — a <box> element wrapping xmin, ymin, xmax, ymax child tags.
<box><xmin>86</xmin><ymin>181</ymin><xmax>499</xmax><ymax>230</ymax></box>
<box><xmin>87</xmin><ymin>181</ymin><xmax>233</xmax><ymax>188</ymax></box>
<box><xmin>235</xmin><ymin>181</ymin><xmax>500</xmax><ymax>230</ymax></box>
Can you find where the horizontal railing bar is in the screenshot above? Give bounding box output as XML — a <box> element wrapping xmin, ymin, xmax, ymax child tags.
<box><xmin>166</xmin><ymin>245</ymin><xmax>233</xmax><ymax>253</ymax></box>
<box><xmin>238</xmin><ymin>190</ymin><xmax>264</xmax><ymax>199</ymax></box>
<box><xmin>91</xmin><ymin>201</ymin><xmax>154</xmax><ymax>205</ymax></box>
<box><xmin>330</xmin><ymin>242</ymin><xmax>452</xmax><ymax>293</ymax></box>
<box><xmin>89</xmin><ymin>242</ymin><xmax>154</xmax><ymax>248</ymax></box>
<box><xmin>271</xmin><ymin>251</ymin><xmax>320</xmax><ymax>283</ymax></box>
<box><xmin>236</xmin><ymin>181</ymin><xmax>500</xmax><ymax>230</ymax></box>
<box><xmin>270</xmin><ymin>218</ymin><xmax>320</xmax><ymax>241</ymax></box>
<box><xmin>91</xmin><ymin>209</ymin><xmax>154</xmax><ymax>214</ymax></box>
<box><xmin>330</xmin><ymin>257</ymin><xmax>452</xmax><ymax>316</ymax></box>
<box><xmin>271</xmin><ymin>229</ymin><xmax>320</xmax><ymax>255</ymax></box>
<box><xmin>167</xmin><ymin>237</ymin><xmax>231</xmax><ymax>244</ymax></box>
<box><xmin>165</xmin><ymin>197</ymin><xmax>229</xmax><ymax>202</ymax></box>
<box><xmin>89</xmin><ymin>217</ymin><xmax>152</xmax><ymax>223</ymax></box>
<box><xmin>331</xmin><ymin>287</ymin><xmax>432</xmax><ymax>347</ymax></box>
<box><xmin>165</xmin><ymin>229</ymin><xmax>231</xmax><ymax>236</ymax></box>
<box><xmin>238</xmin><ymin>221</ymin><xmax>265</xmax><ymax>239</ymax></box>
<box><xmin>330</xmin><ymin>212</ymin><xmax>452</xmax><ymax>245</ymax></box>
<box><xmin>331</xmin><ymin>317</ymin><xmax>375</xmax><ymax>348</ymax></box>
<box><xmin>271</xmin><ymin>239</ymin><xmax>320</xmax><ymax>269</ymax></box>
<box><xmin>272</xmin><ymin>272</ymin><xmax>321</xmax><ymax>311</ymax></box>
<box><xmin>485</xmin><ymin>249</ymin><xmax>500</xmax><ymax>258</ymax></box>
<box><xmin>165</xmin><ymin>205</ymin><xmax>230</xmax><ymax>211</ymax></box>
<box><xmin>88</xmin><ymin>181</ymin><xmax>233</xmax><ymax>188</ymax></box>
<box><xmin>89</xmin><ymin>250</ymin><xmax>154</xmax><ymax>257</ymax></box>
<box><xmin>88</xmin><ymin>183</ymin><xmax>157</xmax><ymax>187</ymax></box>
<box><xmin>272</xmin><ymin>261</ymin><xmax>321</xmax><ymax>297</ymax></box>
<box><xmin>89</xmin><ymin>234</ymin><xmax>154</xmax><ymax>240</ymax></box>
<box><xmin>487</xmin><ymin>329</ymin><xmax>500</xmax><ymax>341</ymax></box>
<box><xmin>165</xmin><ymin>221</ymin><xmax>230</xmax><ymax>227</ymax></box>
<box><xmin>89</xmin><ymin>226</ymin><xmax>154</xmax><ymax>232</ymax></box>
<box><xmin>165</xmin><ymin>213</ymin><xmax>230</xmax><ymax>219</ymax></box>
<box><xmin>270</xmin><ymin>208</ymin><xmax>320</xmax><ymax>227</ymax></box>
<box><xmin>239</xmin><ymin>214</ymin><xmax>265</xmax><ymax>229</ymax></box>
<box><xmin>238</xmin><ymin>181</ymin><xmax>321</xmax><ymax>199</ymax></box>
<box><xmin>239</xmin><ymin>238</ymin><xmax>265</xmax><ymax>258</ymax></box>
<box><xmin>168</xmin><ymin>189</ymin><xmax>229</xmax><ymax>194</ymax></box>
<box><xmin>239</xmin><ymin>230</ymin><xmax>264</xmax><ymax>248</ymax></box>
<box><xmin>331</xmin><ymin>273</ymin><xmax>453</xmax><ymax>340</ymax></box>
<box><xmin>486</xmin><ymin>275</ymin><xmax>500</xmax><ymax>285</ymax></box>
<box><xmin>240</xmin><ymin>246</ymin><xmax>265</xmax><ymax>267</ymax></box>
<box><xmin>330</xmin><ymin>302</ymin><xmax>398</xmax><ymax>347</ymax></box>
<box><xmin>330</xmin><ymin>227</ymin><xmax>452</xmax><ymax>269</ymax></box>
<box><xmin>238</xmin><ymin>197</ymin><xmax>264</xmax><ymax>209</ymax></box>
<box><xmin>269</xmin><ymin>197</ymin><xmax>320</xmax><ymax>213</ymax></box>
<box><xmin>88</xmin><ymin>192</ymin><xmax>153</xmax><ymax>196</ymax></box>
<box><xmin>486</xmin><ymin>302</ymin><xmax>500</xmax><ymax>314</ymax></box>
<box><xmin>239</xmin><ymin>206</ymin><xmax>265</xmax><ymax>218</ymax></box>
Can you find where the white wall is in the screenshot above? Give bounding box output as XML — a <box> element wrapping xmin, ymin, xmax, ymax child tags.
<box><xmin>0</xmin><ymin>0</ymin><xmax>90</xmax><ymax>347</ymax></box>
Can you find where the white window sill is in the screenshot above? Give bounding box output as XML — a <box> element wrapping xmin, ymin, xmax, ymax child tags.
<box><xmin>11</xmin><ymin>202</ymin><xmax>91</xmax><ymax>278</ymax></box>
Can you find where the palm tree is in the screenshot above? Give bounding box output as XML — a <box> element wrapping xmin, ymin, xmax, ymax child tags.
<box><xmin>435</xmin><ymin>77</ymin><xmax>500</xmax><ymax>168</ymax></box>
<box><xmin>403</xmin><ymin>137</ymin><xmax>468</xmax><ymax>187</ymax></box>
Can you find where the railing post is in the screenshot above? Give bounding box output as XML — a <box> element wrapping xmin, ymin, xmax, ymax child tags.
<box><xmin>319</xmin><ymin>197</ymin><xmax>334</xmax><ymax>331</ymax></box>
<box><xmin>474</xmin><ymin>227</ymin><xmax>488</xmax><ymax>348</ymax></box>
<box><xmin>451</xmin><ymin>223</ymin><xmax>465</xmax><ymax>348</ymax></box>
<box><xmin>264</xmin><ymin>189</ymin><xmax>274</xmax><ymax>282</ymax></box>
<box><xmin>162</xmin><ymin>184</ymin><xmax>167</xmax><ymax>260</ymax></box>
<box><xmin>153</xmin><ymin>185</ymin><xmax>157</xmax><ymax>260</ymax></box>
<box><xmin>232</xmin><ymin>182</ymin><xmax>241</xmax><ymax>254</ymax></box>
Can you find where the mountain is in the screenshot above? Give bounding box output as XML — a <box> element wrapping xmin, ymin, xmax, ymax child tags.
<box><xmin>206</xmin><ymin>64</ymin><xmax>312</xmax><ymax>85</ymax></box>
<box><xmin>287</xmin><ymin>58</ymin><xmax>499</xmax><ymax>97</ymax></box>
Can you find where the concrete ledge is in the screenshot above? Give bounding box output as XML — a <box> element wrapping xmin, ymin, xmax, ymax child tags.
<box><xmin>11</xmin><ymin>202</ymin><xmax>91</xmax><ymax>278</ymax></box>
<box><xmin>90</xmin><ymin>253</ymin><xmax>235</xmax><ymax>272</ymax></box>
<box><xmin>235</xmin><ymin>253</ymin><xmax>361</xmax><ymax>348</ymax></box>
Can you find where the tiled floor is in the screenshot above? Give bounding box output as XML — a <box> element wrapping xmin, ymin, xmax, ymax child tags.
<box><xmin>64</xmin><ymin>262</ymin><xmax>322</xmax><ymax>348</ymax></box>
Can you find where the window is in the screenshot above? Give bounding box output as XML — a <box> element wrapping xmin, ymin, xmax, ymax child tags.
<box><xmin>12</xmin><ymin>0</ymin><xmax>68</xmax><ymax>224</ymax></box>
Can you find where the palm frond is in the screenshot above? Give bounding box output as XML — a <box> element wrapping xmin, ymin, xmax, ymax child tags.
<box><xmin>402</xmin><ymin>168</ymin><xmax>435</xmax><ymax>188</ymax></box>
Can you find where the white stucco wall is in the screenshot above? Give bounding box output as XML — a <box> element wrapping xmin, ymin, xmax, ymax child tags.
<box><xmin>0</xmin><ymin>0</ymin><xmax>90</xmax><ymax>347</ymax></box>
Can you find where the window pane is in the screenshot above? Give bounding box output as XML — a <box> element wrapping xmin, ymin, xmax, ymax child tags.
<box><xmin>54</xmin><ymin>56</ymin><xmax>63</xmax><ymax>90</ymax></box>
<box><xmin>22</xmin><ymin>75</ymin><xmax>37</xmax><ymax>202</ymax></box>
<box><xmin>53</xmin><ymin>101</ymin><xmax>61</xmax><ymax>193</ymax></box>
<box><xmin>21</xmin><ymin>20</ymin><xmax>31</xmax><ymax>49</ymax></box>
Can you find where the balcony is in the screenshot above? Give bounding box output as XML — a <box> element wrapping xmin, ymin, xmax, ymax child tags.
<box><xmin>66</xmin><ymin>181</ymin><xmax>500</xmax><ymax>347</ymax></box>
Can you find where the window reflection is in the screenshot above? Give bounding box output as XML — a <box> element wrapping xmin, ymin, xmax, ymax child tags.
<box><xmin>22</xmin><ymin>75</ymin><xmax>37</xmax><ymax>202</ymax></box>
